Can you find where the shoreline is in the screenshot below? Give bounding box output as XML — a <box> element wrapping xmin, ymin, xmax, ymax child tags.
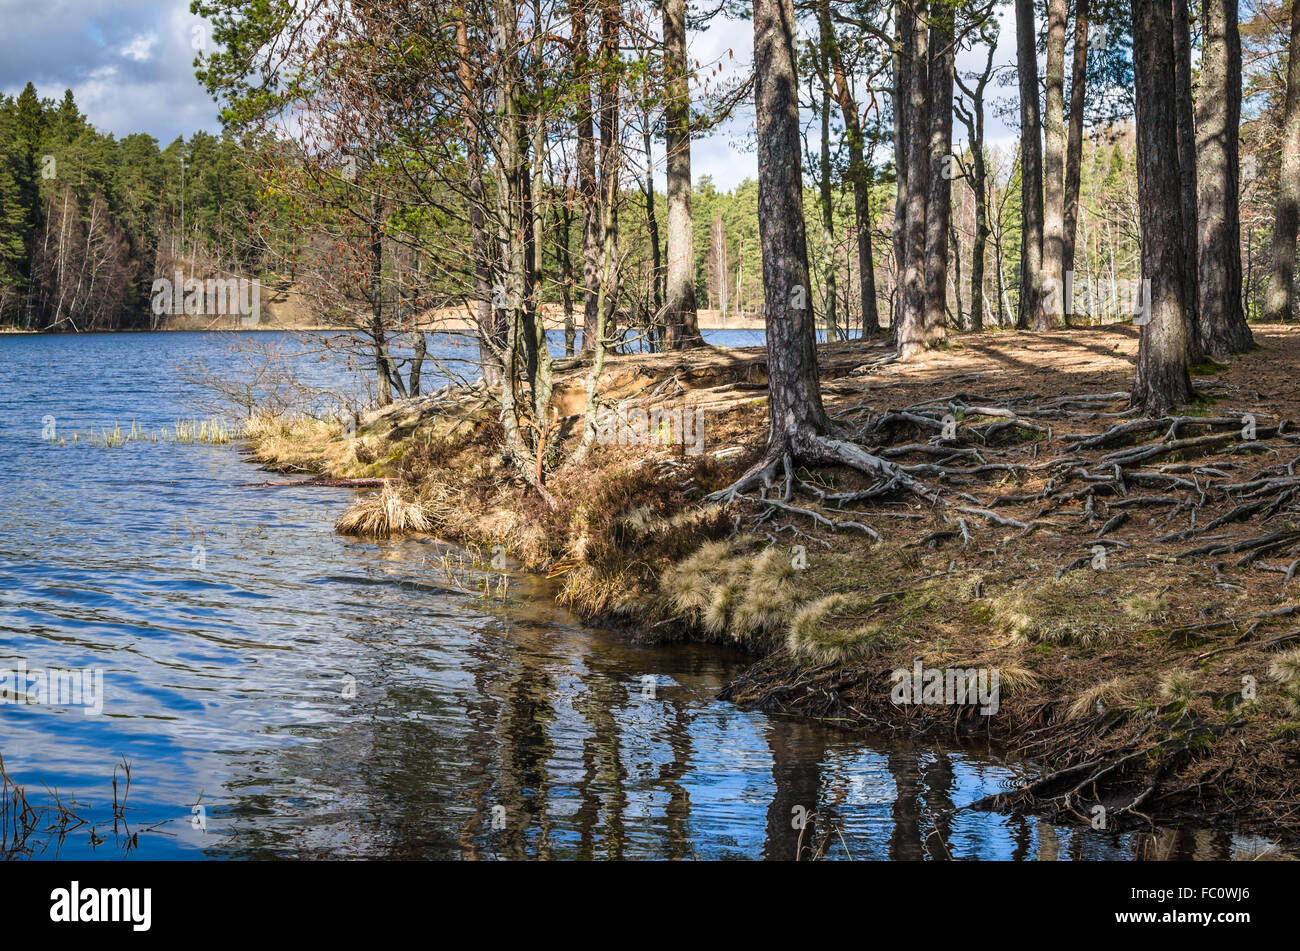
<box><xmin>2</xmin><ymin>310</ymin><xmax>768</xmax><ymax>336</ymax></box>
<box><xmin>240</xmin><ymin>324</ymin><xmax>1300</xmax><ymax>850</ymax></box>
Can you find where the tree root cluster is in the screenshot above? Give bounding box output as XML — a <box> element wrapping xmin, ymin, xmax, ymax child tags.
<box><xmin>712</xmin><ymin>385</ymin><xmax>1300</xmax><ymax>584</ymax></box>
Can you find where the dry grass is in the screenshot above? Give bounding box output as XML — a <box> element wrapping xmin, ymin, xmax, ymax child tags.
<box><xmin>730</xmin><ymin>546</ymin><xmax>803</xmax><ymax>644</ymax></box>
<box><xmin>786</xmin><ymin>593</ymin><xmax>891</xmax><ymax>666</ymax></box>
<box><xmin>335</xmin><ymin>481</ymin><xmax>433</xmax><ymax>537</ymax></box>
<box><xmin>244</xmin><ymin>413</ymin><xmax>348</xmax><ymax>470</ymax></box>
<box><xmin>989</xmin><ymin>576</ymin><xmax>1141</xmax><ymax>648</ymax></box>
<box><xmin>1268</xmin><ymin>648</ymin><xmax>1300</xmax><ymax>717</ymax></box>
<box><xmin>1158</xmin><ymin>669</ymin><xmax>1200</xmax><ymax>712</ymax></box>
<box><xmin>660</xmin><ymin>541</ymin><xmax>811</xmax><ymax>648</ymax></box>
<box><xmin>1121</xmin><ymin>591</ymin><xmax>1169</xmax><ymax>623</ymax></box>
<box><xmin>996</xmin><ymin>663</ymin><xmax>1043</xmax><ymax>697</ymax></box>
<box><xmin>1066</xmin><ymin>675</ymin><xmax>1139</xmax><ymax>721</ymax></box>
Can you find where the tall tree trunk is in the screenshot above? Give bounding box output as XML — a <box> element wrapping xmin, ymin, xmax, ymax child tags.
<box><xmin>1266</xmin><ymin>0</ymin><xmax>1300</xmax><ymax>324</ymax></box>
<box><xmin>1172</xmin><ymin>0</ymin><xmax>1201</xmax><ymax>361</ymax></box>
<box><xmin>597</xmin><ymin>0</ymin><xmax>620</xmax><ymax>344</ymax></box>
<box><xmin>1042</xmin><ymin>0</ymin><xmax>1067</xmax><ymax>326</ymax></box>
<box><xmin>818</xmin><ymin>65</ymin><xmax>838</xmax><ymax>341</ymax></box>
<box><xmin>528</xmin><ymin>0</ymin><xmax>549</xmax><ymax>375</ymax></box>
<box><xmin>643</xmin><ymin>121</ymin><xmax>663</xmax><ymax>330</ymax></box>
<box><xmin>518</xmin><ymin>129</ymin><xmax>540</xmax><ymax>383</ymax></box>
<box><xmin>712</xmin><ymin>211</ymin><xmax>728</xmax><ymax>318</ymax></box>
<box><xmin>1196</xmin><ymin>0</ymin><xmax>1252</xmax><ymax>355</ymax></box>
<box><xmin>897</xmin><ymin>1</ymin><xmax>929</xmax><ymax>359</ymax></box>
<box><xmin>922</xmin><ymin>7</ymin><xmax>953</xmax><ymax>349</ymax></box>
<box><xmin>846</xmin><ymin>133</ymin><xmax>880</xmax><ymax>337</ymax></box>
<box><xmin>1062</xmin><ymin>0</ymin><xmax>1089</xmax><ymax>287</ymax></box>
<box><xmin>457</xmin><ymin>15</ymin><xmax>500</xmax><ymax>385</ymax></box>
<box><xmin>1130</xmin><ymin>0</ymin><xmax>1194</xmax><ymax>415</ymax></box>
<box><xmin>557</xmin><ymin>194</ymin><xmax>576</xmax><ymax>356</ymax></box>
<box><xmin>891</xmin><ymin>4</ymin><xmax>910</xmax><ymax>333</ymax></box>
<box><xmin>574</xmin><ymin>3</ymin><xmax>601</xmax><ymax>350</ymax></box>
<box><xmin>369</xmin><ymin>193</ymin><xmax>393</xmax><ymax>407</ymax></box>
<box><xmin>751</xmin><ymin>0</ymin><xmax>829</xmax><ymax>454</ymax></box>
<box><xmin>819</xmin><ymin>0</ymin><xmax>879</xmax><ymax>334</ymax></box>
<box><xmin>663</xmin><ymin>0</ymin><xmax>705</xmax><ymax>348</ymax></box>
<box><xmin>956</xmin><ymin>42</ymin><xmax>996</xmax><ymax>334</ymax></box>
<box><xmin>1014</xmin><ymin>0</ymin><xmax>1045</xmax><ymax>330</ymax></box>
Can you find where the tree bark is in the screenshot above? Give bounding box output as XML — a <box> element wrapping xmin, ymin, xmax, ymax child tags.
<box><xmin>457</xmin><ymin>15</ymin><xmax>501</xmax><ymax>385</ymax></box>
<box><xmin>897</xmin><ymin>1</ymin><xmax>929</xmax><ymax>359</ymax></box>
<box><xmin>596</xmin><ymin>0</ymin><xmax>620</xmax><ymax>343</ymax></box>
<box><xmin>1062</xmin><ymin>0</ymin><xmax>1089</xmax><ymax>287</ymax></box>
<box><xmin>922</xmin><ymin>7</ymin><xmax>953</xmax><ymax>349</ymax></box>
<box><xmin>574</xmin><ymin>3</ymin><xmax>602</xmax><ymax>350</ymax></box>
<box><xmin>817</xmin><ymin>57</ymin><xmax>838</xmax><ymax>341</ymax></box>
<box><xmin>819</xmin><ymin>0</ymin><xmax>879</xmax><ymax>334</ymax></box>
<box><xmin>1172</xmin><ymin>0</ymin><xmax>1201</xmax><ymax>361</ymax></box>
<box><xmin>752</xmin><ymin>0</ymin><xmax>829</xmax><ymax>453</ymax></box>
<box><xmin>643</xmin><ymin>121</ymin><xmax>663</xmax><ymax>331</ymax></box>
<box><xmin>369</xmin><ymin>190</ymin><xmax>393</xmax><ymax>407</ymax></box>
<box><xmin>1196</xmin><ymin>0</ymin><xmax>1252</xmax><ymax>355</ymax></box>
<box><xmin>1265</xmin><ymin>0</ymin><xmax>1300</xmax><ymax>324</ymax></box>
<box><xmin>556</xmin><ymin>194</ymin><xmax>576</xmax><ymax>356</ymax></box>
<box><xmin>1042</xmin><ymin>0</ymin><xmax>1067</xmax><ymax>326</ymax></box>
<box><xmin>1014</xmin><ymin>0</ymin><xmax>1045</xmax><ymax>331</ymax></box>
<box><xmin>1130</xmin><ymin>0</ymin><xmax>1194</xmax><ymax>415</ymax></box>
<box><xmin>955</xmin><ymin>42</ymin><xmax>996</xmax><ymax>334</ymax></box>
<box><xmin>891</xmin><ymin>4</ymin><xmax>910</xmax><ymax>333</ymax></box>
<box><xmin>663</xmin><ymin>0</ymin><xmax>705</xmax><ymax>348</ymax></box>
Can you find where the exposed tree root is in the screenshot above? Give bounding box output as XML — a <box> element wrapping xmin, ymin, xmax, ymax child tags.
<box><xmin>702</xmin><ymin>387</ymin><xmax>1300</xmax><ymax>576</ymax></box>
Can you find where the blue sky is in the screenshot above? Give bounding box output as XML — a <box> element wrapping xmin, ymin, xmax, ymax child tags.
<box><xmin>0</xmin><ymin>0</ymin><xmax>1024</xmax><ymax>191</ymax></box>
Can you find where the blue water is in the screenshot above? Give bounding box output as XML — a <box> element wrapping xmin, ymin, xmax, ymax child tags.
<box><xmin>0</xmin><ymin>331</ymin><xmax>1265</xmax><ymax>860</ymax></box>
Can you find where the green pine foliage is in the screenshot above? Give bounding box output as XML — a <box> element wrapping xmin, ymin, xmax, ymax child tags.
<box><xmin>0</xmin><ymin>84</ymin><xmax>270</xmax><ymax>330</ymax></box>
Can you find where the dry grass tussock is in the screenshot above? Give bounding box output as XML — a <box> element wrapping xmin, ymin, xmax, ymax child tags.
<box><xmin>335</xmin><ymin>481</ymin><xmax>433</xmax><ymax>537</ymax></box>
<box><xmin>1066</xmin><ymin>675</ymin><xmax>1139</xmax><ymax>721</ymax></box>
<box><xmin>661</xmin><ymin>541</ymin><xmax>810</xmax><ymax>649</ymax></box>
<box><xmin>786</xmin><ymin>593</ymin><xmax>891</xmax><ymax>666</ymax></box>
<box><xmin>1268</xmin><ymin>648</ymin><xmax>1300</xmax><ymax>717</ymax></box>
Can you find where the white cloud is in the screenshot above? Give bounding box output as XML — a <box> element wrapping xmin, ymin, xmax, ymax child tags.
<box><xmin>120</xmin><ymin>31</ymin><xmax>157</xmax><ymax>63</ymax></box>
<box><xmin>0</xmin><ymin>0</ymin><xmax>220</xmax><ymax>146</ymax></box>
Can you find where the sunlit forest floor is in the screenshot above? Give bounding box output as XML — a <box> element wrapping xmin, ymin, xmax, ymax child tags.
<box><xmin>249</xmin><ymin>322</ymin><xmax>1300</xmax><ymax>843</ymax></box>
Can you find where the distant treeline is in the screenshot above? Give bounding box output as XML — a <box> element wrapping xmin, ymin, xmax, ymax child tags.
<box><xmin>0</xmin><ymin>83</ymin><xmax>270</xmax><ymax>331</ymax></box>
